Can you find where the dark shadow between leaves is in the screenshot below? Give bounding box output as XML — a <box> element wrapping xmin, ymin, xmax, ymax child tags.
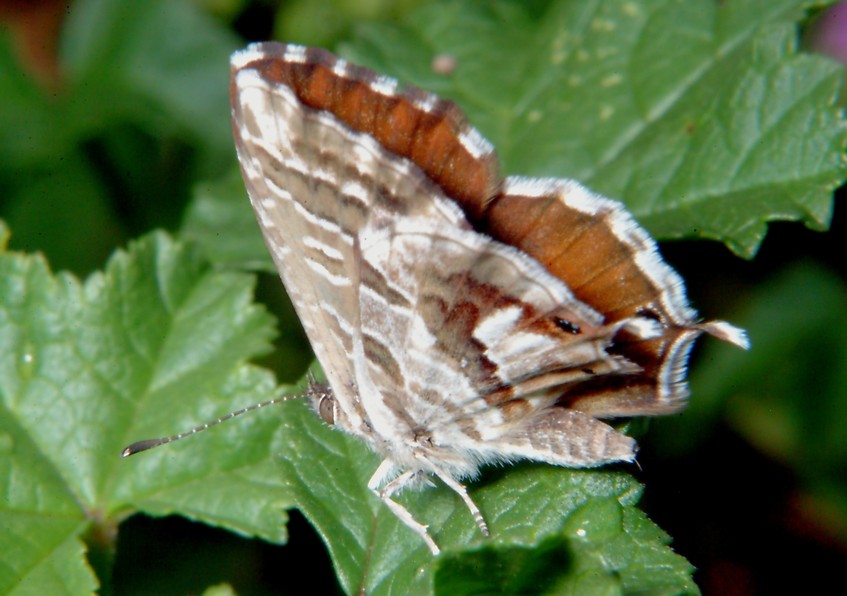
<box><xmin>434</xmin><ymin>534</ymin><xmax>574</xmax><ymax>595</ymax></box>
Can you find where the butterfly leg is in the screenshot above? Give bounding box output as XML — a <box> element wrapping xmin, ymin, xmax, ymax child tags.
<box><xmin>430</xmin><ymin>467</ymin><xmax>489</xmax><ymax>538</ymax></box>
<box><xmin>368</xmin><ymin>460</ymin><xmax>440</xmax><ymax>555</ymax></box>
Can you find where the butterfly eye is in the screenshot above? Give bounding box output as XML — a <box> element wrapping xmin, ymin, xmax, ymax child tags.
<box><xmin>318</xmin><ymin>394</ymin><xmax>335</xmax><ymax>425</ymax></box>
<box><xmin>554</xmin><ymin>317</ymin><xmax>581</xmax><ymax>335</ymax></box>
<box><xmin>636</xmin><ymin>306</ymin><xmax>663</xmax><ymax>323</ymax></box>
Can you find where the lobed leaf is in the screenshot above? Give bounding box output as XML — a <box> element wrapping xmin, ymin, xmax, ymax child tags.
<box><xmin>344</xmin><ymin>0</ymin><xmax>846</xmax><ymax>257</ymax></box>
<box><xmin>278</xmin><ymin>398</ymin><xmax>696</xmax><ymax>595</ymax></box>
<box><xmin>0</xmin><ymin>230</ymin><xmax>289</xmax><ymax>593</ymax></box>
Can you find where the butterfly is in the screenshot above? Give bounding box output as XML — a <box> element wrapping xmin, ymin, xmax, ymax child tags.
<box><xmin>222</xmin><ymin>42</ymin><xmax>748</xmax><ymax>555</ymax></box>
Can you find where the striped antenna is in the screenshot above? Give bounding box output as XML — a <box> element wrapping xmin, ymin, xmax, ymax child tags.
<box><xmin>121</xmin><ymin>377</ymin><xmax>329</xmax><ymax>457</ymax></box>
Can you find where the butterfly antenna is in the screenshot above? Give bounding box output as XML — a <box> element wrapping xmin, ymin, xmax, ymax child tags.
<box><xmin>121</xmin><ymin>391</ymin><xmax>304</xmax><ymax>457</ymax></box>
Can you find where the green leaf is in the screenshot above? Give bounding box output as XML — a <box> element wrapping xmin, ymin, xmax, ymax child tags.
<box><xmin>0</xmin><ymin>228</ymin><xmax>289</xmax><ymax>593</ymax></box>
<box><xmin>202</xmin><ymin>583</ymin><xmax>237</xmax><ymax>596</ymax></box>
<box><xmin>343</xmin><ymin>0</ymin><xmax>846</xmax><ymax>257</ymax></box>
<box><xmin>1</xmin><ymin>0</ymin><xmax>245</xmax><ymax>274</ymax></box>
<box><xmin>0</xmin><ymin>152</ymin><xmax>125</xmax><ymax>274</ymax></box>
<box><xmin>273</xmin><ymin>0</ymin><xmax>424</xmax><ymax>49</ymax></box>
<box><xmin>278</xmin><ymin>399</ymin><xmax>697</xmax><ymax>595</ymax></box>
<box><xmin>0</xmin><ymin>0</ymin><xmax>238</xmax><ymax>171</ymax></box>
<box><xmin>433</xmin><ymin>499</ymin><xmax>696</xmax><ymax>595</ymax></box>
<box><xmin>183</xmin><ymin>0</ymin><xmax>845</xmax><ymax>266</ymax></box>
<box><xmin>0</xmin><ymin>34</ymin><xmax>72</xmax><ymax>169</ymax></box>
<box><xmin>61</xmin><ymin>0</ymin><xmax>240</xmax><ymax>162</ymax></box>
<box><xmin>182</xmin><ymin>171</ymin><xmax>275</xmax><ymax>272</ymax></box>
